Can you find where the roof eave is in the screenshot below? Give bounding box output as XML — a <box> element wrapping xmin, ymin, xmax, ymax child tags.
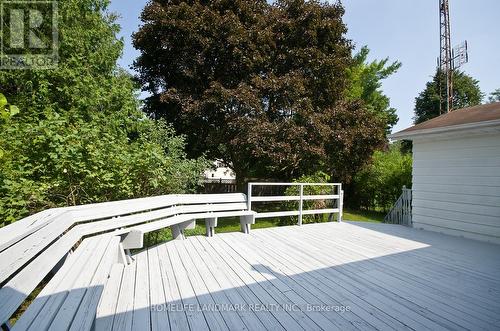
<box><xmin>389</xmin><ymin>119</ymin><xmax>500</xmax><ymax>141</ymax></box>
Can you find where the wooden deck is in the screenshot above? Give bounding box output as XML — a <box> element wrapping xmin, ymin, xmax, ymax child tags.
<box><xmin>95</xmin><ymin>221</ymin><xmax>500</xmax><ymax>331</ymax></box>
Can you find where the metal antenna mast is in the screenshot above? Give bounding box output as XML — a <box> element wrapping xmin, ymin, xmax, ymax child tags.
<box><xmin>438</xmin><ymin>0</ymin><xmax>468</xmax><ymax>114</ymax></box>
<box><xmin>439</xmin><ymin>0</ymin><xmax>453</xmax><ymax>114</ymax></box>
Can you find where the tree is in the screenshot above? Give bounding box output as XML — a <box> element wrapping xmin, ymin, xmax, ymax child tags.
<box><xmin>413</xmin><ymin>70</ymin><xmax>483</xmax><ymax>124</ymax></box>
<box><xmin>488</xmin><ymin>88</ymin><xmax>500</xmax><ymax>103</ymax></box>
<box><xmin>0</xmin><ymin>0</ymin><xmax>207</xmax><ymax>225</ymax></box>
<box><xmin>0</xmin><ymin>93</ymin><xmax>19</xmax><ymax>122</ymax></box>
<box><xmin>346</xmin><ymin>46</ymin><xmax>401</xmax><ymax>134</ymax></box>
<box><xmin>134</xmin><ymin>0</ymin><xmax>387</xmax><ymax>186</ymax></box>
<box><xmin>349</xmin><ymin>143</ymin><xmax>412</xmax><ymax>212</ymax></box>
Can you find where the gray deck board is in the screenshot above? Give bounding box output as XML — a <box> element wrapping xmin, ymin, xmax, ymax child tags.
<box><xmin>259</xmin><ymin>227</ymin><xmax>472</xmax><ymax>330</ymax></box>
<box><xmin>182</xmin><ymin>239</ymin><xmax>249</xmax><ymax>330</ymax></box>
<box><xmin>92</xmin><ymin>221</ymin><xmax>500</xmax><ymax>331</ymax></box>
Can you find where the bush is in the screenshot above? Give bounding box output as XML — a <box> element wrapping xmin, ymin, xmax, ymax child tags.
<box><xmin>349</xmin><ymin>144</ymin><xmax>412</xmax><ymax>212</ymax></box>
<box><xmin>0</xmin><ymin>98</ymin><xmax>208</xmax><ymax>226</ymax></box>
<box><xmin>0</xmin><ymin>1</ymin><xmax>209</xmax><ymax>226</ymax></box>
<box><xmin>281</xmin><ymin>172</ymin><xmax>336</xmax><ymax>226</ymax></box>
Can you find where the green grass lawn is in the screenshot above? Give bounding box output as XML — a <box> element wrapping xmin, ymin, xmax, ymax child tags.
<box><xmin>143</xmin><ymin>209</ymin><xmax>384</xmax><ymax>248</ymax></box>
<box><xmin>343</xmin><ymin>208</ymin><xmax>385</xmax><ymax>223</ymax></box>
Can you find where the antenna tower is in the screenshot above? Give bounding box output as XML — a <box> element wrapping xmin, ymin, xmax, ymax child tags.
<box><xmin>438</xmin><ymin>0</ymin><xmax>468</xmax><ymax>114</ymax></box>
<box><xmin>439</xmin><ymin>0</ymin><xmax>453</xmax><ymax>114</ymax></box>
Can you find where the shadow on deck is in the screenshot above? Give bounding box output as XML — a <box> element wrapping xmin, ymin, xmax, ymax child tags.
<box><xmin>9</xmin><ymin>222</ymin><xmax>500</xmax><ymax>330</ymax></box>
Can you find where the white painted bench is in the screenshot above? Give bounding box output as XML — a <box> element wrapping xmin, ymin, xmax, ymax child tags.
<box><xmin>121</xmin><ymin>209</ymin><xmax>256</xmax><ymax>249</ymax></box>
<box><xmin>0</xmin><ymin>193</ymin><xmax>255</xmax><ymax>329</ymax></box>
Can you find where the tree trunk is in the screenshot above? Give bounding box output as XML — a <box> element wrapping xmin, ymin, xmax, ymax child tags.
<box><xmin>235</xmin><ymin>172</ymin><xmax>247</xmax><ymax>194</ymax></box>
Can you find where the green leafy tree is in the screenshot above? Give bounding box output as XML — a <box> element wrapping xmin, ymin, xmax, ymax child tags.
<box><xmin>346</xmin><ymin>46</ymin><xmax>401</xmax><ymax>133</ymax></box>
<box><xmin>488</xmin><ymin>88</ymin><xmax>500</xmax><ymax>103</ymax></box>
<box><xmin>349</xmin><ymin>143</ymin><xmax>412</xmax><ymax>212</ymax></box>
<box><xmin>133</xmin><ymin>0</ymin><xmax>387</xmax><ymax>186</ymax></box>
<box><xmin>413</xmin><ymin>70</ymin><xmax>483</xmax><ymax>124</ymax></box>
<box><xmin>0</xmin><ymin>93</ymin><xmax>20</xmax><ymax>160</ymax></box>
<box><xmin>0</xmin><ymin>0</ymin><xmax>207</xmax><ymax>225</ymax></box>
<box><xmin>0</xmin><ymin>93</ymin><xmax>19</xmax><ymax>122</ymax></box>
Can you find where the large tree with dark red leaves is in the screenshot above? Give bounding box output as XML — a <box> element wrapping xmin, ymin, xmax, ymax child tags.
<box><xmin>133</xmin><ymin>0</ymin><xmax>387</xmax><ymax>186</ymax></box>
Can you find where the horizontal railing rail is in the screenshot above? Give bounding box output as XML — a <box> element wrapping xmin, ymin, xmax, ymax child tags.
<box><xmin>248</xmin><ymin>182</ymin><xmax>344</xmax><ymax>225</ymax></box>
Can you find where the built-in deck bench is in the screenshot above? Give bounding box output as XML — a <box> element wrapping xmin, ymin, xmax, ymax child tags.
<box><xmin>0</xmin><ymin>184</ymin><xmax>344</xmax><ymax>330</ymax></box>
<box><xmin>121</xmin><ymin>209</ymin><xmax>256</xmax><ymax>249</ymax></box>
<box><xmin>0</xmin><ymin>193</ymin><xmax>256</xmax><ymax>330</ymax></box>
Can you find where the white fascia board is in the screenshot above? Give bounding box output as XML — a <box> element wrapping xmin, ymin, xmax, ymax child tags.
<box><xmin>389</xmin><ymin>119</ymin><xmax>500</xmax><ymax>141</ymax></box>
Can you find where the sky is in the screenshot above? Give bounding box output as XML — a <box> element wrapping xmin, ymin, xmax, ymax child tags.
<box><xmin>109</xmin><ymin>0</ymin><xmax>500</xmax><ymax>133</ymax></box>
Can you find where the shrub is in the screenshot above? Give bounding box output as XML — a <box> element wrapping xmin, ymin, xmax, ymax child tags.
<box><xmin>350</xmin><ymin>144</ymin><xmax>412</xmax><ymax>212</ymax></box>
<box><xmin>0</xmin><ymin>100</ymin><xmax>208</xmax><ymax>226</ymax></box>
<box><xmin>280</xmin><ymin>171</ymin><xmax>336</xmax><ymax>226</ymax></box>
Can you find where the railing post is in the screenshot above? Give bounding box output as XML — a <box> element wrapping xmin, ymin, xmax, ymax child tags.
<box><xmin>298</xmin><ymin>184</ymin><xmax>304</xmax><ymax>226</ymax></box>
<box><xmin>338</xmin><ymin>186</ymin><xmax>343</xmax><ymax>222</ymax></box>
<box><xmin>247</xmin><ymin>183</ymin><xmax>252</xmax><ymax>211</ymax></box>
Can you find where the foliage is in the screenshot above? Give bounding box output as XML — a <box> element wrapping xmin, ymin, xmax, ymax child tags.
<box><xmin>346</xmin><ymin>46</ymin><xmax>401</xmax><ymax>134</ymax></box>
<box><xmin>0</xmin><ymin>93</ymin><xmax>20</xmax><ymax>160</ymax></box>
<box><xmin>0</xmin><ymin>93</ymin><xmax>19</xmax><ymax>122</ymax></box>
<box><xmin>281</xmin><ymin>171</ymin><xmax>335</xmax><ymax>225</ymax></box>
<box><xmin>0</xmin><ymin>111</ymin><xmax>207</xmax><ymax>225</ymax></box>
<box><xmin>0</xmin><ymin>0</ymin><xmax>207</xmax><ymax>225</ymax></box>
<box><xmin>133</xmin><ymin>0</ymin><xmax>387</xmax><ymax>185</ymax></box>
<box><xmin>488</xmin><ymin>88</ymin><xmax>500</xmax><ymax>103</ymax></box>
<box><xmin>413</xmin><ymin>70</ymin><xmax>483</xmax><ymax>124</ymax></box>
<box><xmin>349</xmin><ymin>143</ymin><xmax>412</xmax><ymax>212</ymax></box>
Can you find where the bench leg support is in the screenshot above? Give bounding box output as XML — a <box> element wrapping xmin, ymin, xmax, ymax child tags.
<box><xmin>205</xmin><ymin>217</ymin><xmax>217</xmax><ymax>237</ymax></box>
<box><xmin>240</xmin><ymin>215</ymin><xmax>255</xmax><ymax>234</ymax></box>
<box><xmin>171</xmin><ymin>220</ymin><xmax>196</xmax><ymax>240</ymax></box>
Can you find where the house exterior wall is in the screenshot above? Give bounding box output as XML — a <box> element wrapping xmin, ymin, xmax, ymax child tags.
<box><xmin>412</xmin><ymin>133</ymin><xmax>500</xmax><ymax>244</ymax></box>
<box><xmin>204</xmin><ymin>160</ymin><xmax>236</xmax><ymax>181</ymax></box>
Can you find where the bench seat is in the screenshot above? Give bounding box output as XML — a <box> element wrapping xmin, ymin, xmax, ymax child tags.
<box><xmin>12</xmin><ymin>234</ymin><xmax>121</xmax><ymax>331</ymax></box>
<box><xmin>0</xmin><ymin>193</ymin><xmax>255</xmax><ymax>328</ymax></box>
<box><xmin>121</xmin><ymin>210</ymin><xmax>256</xmax><ymax>249</ymax></box>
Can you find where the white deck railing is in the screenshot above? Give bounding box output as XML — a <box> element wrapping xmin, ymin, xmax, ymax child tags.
<box><xmin>247</xmin><ymin>182</ymin><xmax>344</xmax><ymax>225</ymax></box>
<box><xmin>384</xmin><ymin>186</ymin><xmax>412</xmax><ymax>226</ymax></box>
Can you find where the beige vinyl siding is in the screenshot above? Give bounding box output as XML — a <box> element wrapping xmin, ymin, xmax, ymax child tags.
<box><xmin>412</xmin><ymin>133</ymin><xmax>500</xmax><ymax>244</ymax></box>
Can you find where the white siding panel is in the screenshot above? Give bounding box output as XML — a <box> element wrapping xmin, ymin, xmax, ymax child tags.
<box><xmin>414</xmin><ymin>175</ymin><xmax>500</xmax><ymax>187</ymax></box>
<box><xmin>414</xmin><ymin>156</ymin><xmax>500</xmax><ymax>168</ymax></box>
<box><xmin>412</xmin><ymin>222</ymin><xmax>500</xmax><ymax>245</ymax></box>
<box><xmin>413</xmin><ymin>215</ymin><xmax>500</xmax><ymax>237</ymax></box>
<box><xmin>413</xmin><ymin>206</ymin><xmax>500</xmax><ymax>227</ymax></box>
<box><xmin>412</xmin><ymin>133</ymin><xmax>500</xmax><ymax>244</ymax></box>
<box><xmin>412</xmin><ymin>199</ymin><xmax>500</xmax><ymax>217</ymax></box>
<box><xmin>413</xmin><ymin>166</ymin><xmax>500</xmax><ymax>177</ymax></box>
<box><xmin>412</xmin><ymin>191</ymin><xmax>500</xmax><ymax>208</ymax></box>
<box><xmin>412</xmin><ymin>183</ymin><xmax>500</xmax><ymax>197</ymax></box>
<box><xmin>414</xmin><ymin>146</ymin><xmax>500</xmax><ymax>159</ymax></box>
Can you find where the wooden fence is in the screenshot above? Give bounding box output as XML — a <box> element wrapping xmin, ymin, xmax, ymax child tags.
<box><xmin>200</xmin><ymin>179</ymin><xmax>237</xmax><ymax>193</ymax></box>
